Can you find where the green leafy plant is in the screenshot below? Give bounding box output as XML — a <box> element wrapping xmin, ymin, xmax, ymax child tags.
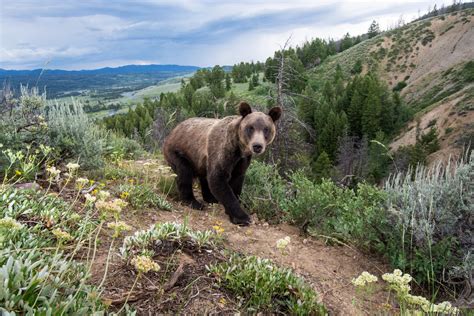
<box><xmin>240</xmin><ymin>161</ymin><xmax>286</xmax><ymax>222</ymax></box>
<box><xmin>208</xmin><ymin>254</ymin><xmax>326</xmax><ymax>315</ymax></box>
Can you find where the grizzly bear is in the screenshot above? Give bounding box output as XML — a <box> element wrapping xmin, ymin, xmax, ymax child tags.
<box><xmin>163</xmin><ymin>102</ymin><xmax>281</xmax><ymax>225</ymax></box>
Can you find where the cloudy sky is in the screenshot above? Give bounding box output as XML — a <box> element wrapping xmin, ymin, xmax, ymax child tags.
<box><xmin>0</xmin><ymin>0</ymin><xmax>453</xmax><ymax>70</ymax></box>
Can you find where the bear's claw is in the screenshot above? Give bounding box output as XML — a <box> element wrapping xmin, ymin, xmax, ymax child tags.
<box><xmin>230</xmin><ymin>214</ymin><xmax>251</xmax><ymax>226</ymax></box>
<box><xmin>188</xmin><ymin>200</ymin><xmax>204</xmax><ymax>210</ymax></box>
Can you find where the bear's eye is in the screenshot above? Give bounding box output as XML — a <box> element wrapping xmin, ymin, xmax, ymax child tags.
<box><xmin>246</xmin><ymin>126</ymin><xmax>254</xmax><ymax>134</ymax></box>
<box><xmin>263</xmin><ymin>127</ymin><xmax>270</xmax><ymax>136</ymax></box>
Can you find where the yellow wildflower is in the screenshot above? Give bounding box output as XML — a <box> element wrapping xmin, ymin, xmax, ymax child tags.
<box><xmin>107</xmin><ymin>221</ymin><xmax>132</xmax><ymax>238</ymax></box>
<box><xmin>52</xmin><ymin>228</ymin><xmax>73</xmax><ymax>241</ymax></box>
<box><xmin>120</xmin><ymin>191</ymin><xmax>130</xmax><ymax>199</ymax></box>
<box><xmin>15</xmin><ymin>170</ymin><xmax>22</xmax><ymax>176</ymax></box>
<box><xmin>0</xmin><ymin>217</ymin><xmax>24</xmax><ymax>231</ymax></box>
<box><xmin>131</xmin><ymin>255</ymin><xmax>161</xmax><ymax>274</ymax></box>
<box><xmin>212</xmin><ymin>225</ymin><xmax>225</xmax><ymax>234</ymax></box>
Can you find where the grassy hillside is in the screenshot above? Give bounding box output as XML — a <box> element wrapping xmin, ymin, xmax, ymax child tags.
<box><xmin>308</xmin><ymin>9</ymin><xmax>474</xmax><ymax>161</ymax></box>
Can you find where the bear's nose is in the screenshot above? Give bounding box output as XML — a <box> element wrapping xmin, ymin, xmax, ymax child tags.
<box><xmin>252</xmin><ymin>144</ymin><xmax>263</xmax><ymax>153</ymax></box>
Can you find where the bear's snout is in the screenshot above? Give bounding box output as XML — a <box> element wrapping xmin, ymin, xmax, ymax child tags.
<box><xmin>252</xmin><ymin>143</ymin><xmax>264</xmax><ymax>154</ymax></box>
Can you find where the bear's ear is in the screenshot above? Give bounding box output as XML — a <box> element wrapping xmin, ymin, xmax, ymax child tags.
<box><xmin>268</xmin><ymin>106</ymin><xmax>282</xmax><ymax>122</ymax></box>
<box><xmin>238</xmin><ymin>101</ymin><xmax>252</xmax><ymax>117</ymax></box>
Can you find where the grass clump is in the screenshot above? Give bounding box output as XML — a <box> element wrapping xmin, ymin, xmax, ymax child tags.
<box><xmin>209</xmin><ymin>254</ymin><xmax>326</xmax><ymax>315</ymax></box>
<box><xmin>118</xmin><ymin>183</ymin><xmax>172</xmax><ymax>211</ymax></box>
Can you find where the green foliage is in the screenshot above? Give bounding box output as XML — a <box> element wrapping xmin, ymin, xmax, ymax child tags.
<box><xmin>240</xmin><ymin>161</ymin><xmax>286</xmax><ymax>222</ymax></box>
<box><xmin>351</xmin><ymin>59</ymin><xmax>363</xmax><ymax>74</ymax></box>
<box><xmin>394</xmin><ymin>127</ymin><xmax>440</xmax><ymax>169</ymax></box>
<box><xmin>103</xmin><ymin>98</ymin><xmax>159</xmax><ymax>143</ymax></box>
<box><xmin>368</xmin><ymin>20</ymin><xmax>380</xmax><ymax>38</ymax></box>
<box><xmin>207</xmin><ymin>65</ymin><xmax>226</xmax><ymax>98</ymax></box>
<box><xmin>209</xmin><ymin>254</ymin><xmax>326</xmax><ymax>315</ymax></box>
<box><xmin>0</xmin><ymin>87</ymin><xmax>49</xmax><ymax>173</ymax></box>
<box><xmin>232</xmin><ymin>61</ymin><xmax>263</xmax><ymax>83</ymax></box>
<box><xmin>0</xmin><ymin>247</ymin><xmax>103</xmax><ymax>315</ymax></box>
<box><xmin>0</xmin><ymin>186</ymin><xmax>103</xmax><ymax>314</ymax></box>
<box><xmin>393</xmin><ymin>81</ymin><xmax>407</xmax><ymax>92</ymax></box>
<box><xmin>281</xmin><ymin>174</ymin><xmax>387</xmax><ymax>249</ymax></box>
<box><xmin>311</xmin><ymin>151</ymin><xmax>332</xmax><ymax>182</ymax></box>
<box><xmin>118</xmin><ymin>183</ymin><xmax>172</xmax><ymax>211</ymax></box>
<box><xmin>461</xmin><ymin>60</ymin><xmax>474</xmax><ymax>82</ymax></box>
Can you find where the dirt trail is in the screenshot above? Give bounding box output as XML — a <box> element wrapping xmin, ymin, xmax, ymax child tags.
<box><xmin>123</xmin><ymin>200</ymin><xmax>391</xmax><ymax>315</ymax></box>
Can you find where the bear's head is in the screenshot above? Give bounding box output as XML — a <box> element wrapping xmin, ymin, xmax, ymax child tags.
<box><xmin>237</xmin><ymin>101</ymin><xmax>282</xmax><ymax>156</ymax></box>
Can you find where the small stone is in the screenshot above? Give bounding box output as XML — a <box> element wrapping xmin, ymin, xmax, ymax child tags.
<box><xmin>303</xmin><ymin>238</ymin><xmax>309</xmax><ymax>244</ymax></box>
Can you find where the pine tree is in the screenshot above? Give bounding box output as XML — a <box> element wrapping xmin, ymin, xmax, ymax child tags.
<box><xmin>348</xmin><ymin>77</ymin><xmax>364</xmax><ymax>137</ymax></box>
<box><xmin>351</xmin><ymin>59</ymin><xmax>363</xmax><ymax>74</ymax></box>
<box><xmin>225</xmin><ymin>73</ymin><xmax>232</xmax><ymax>91</ymax></box>
<box><xmin>252</xmin><ymin>73</ymin><xmax>259</xmax><ymax>87</ymax></box>
<box><xmin>248</xmin><ymin>79</ymin><xmax>254</xmax><ymax>91</ymax></box>
<box><xmin>368</xmin><ymin>20</ymin><xmax>380</xmax><ymax>38</ymax></box>
<box><xmin>312</xmin><ymin>151</ymin><xmax>332</xmax><ymax>182</ymax></box>
<box><xmin>361</xmin><ymin>77</ymin><xmax>382</xmax><ymax>139</ymax></box>
<box><xmin>340</xmin><ymin>33</ymin><xmax>353</xmax><ymax>51</ymax></box>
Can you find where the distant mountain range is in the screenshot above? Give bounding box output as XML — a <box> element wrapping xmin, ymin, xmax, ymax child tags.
<box><xmin>0</xmin><ymin>64</ymin><xmax>201</xmax><ymax>98</ymax></box>
<box><xmin>0</xmin><ymin>64</ymin><xmax>200</xmax><ymax>75</ymax></box>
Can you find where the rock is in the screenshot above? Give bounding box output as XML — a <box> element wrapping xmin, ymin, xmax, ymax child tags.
<box><xmin>14</xmin><ymin>182</ymin><xmax>40</xmax><ymax>190</ymax></box>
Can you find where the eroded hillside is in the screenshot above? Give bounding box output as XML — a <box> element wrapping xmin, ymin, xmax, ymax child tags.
<box><xmin>310</xmin><ymin>9</ymin><xmax>474</xmax><ymax>161</ymax></box>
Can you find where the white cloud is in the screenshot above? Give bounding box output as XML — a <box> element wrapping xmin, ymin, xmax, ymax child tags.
<box><xmin>0</xmin><ymin>0</ymin><xmax>456</xmax><ymax>69</ymax></box>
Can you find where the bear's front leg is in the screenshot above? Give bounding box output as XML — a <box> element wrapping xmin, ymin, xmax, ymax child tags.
<box><xmin>208</xmin><ymin>169</ymin><xmax>251</xmax><ymax>226</ymax></box>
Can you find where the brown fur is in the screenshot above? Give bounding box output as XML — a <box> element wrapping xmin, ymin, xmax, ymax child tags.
<box><xmin>163</xmin><ymin>102</ymin><xmax>281</xmax><ymax>225</ymax></box>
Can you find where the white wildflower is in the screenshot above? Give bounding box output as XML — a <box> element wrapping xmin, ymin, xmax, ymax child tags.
<box><xmin>352</xmin><ymin>271</ymin><xmax>378</xmax><ymax>287</ymax></box>
<box><xmin>276</xmin><ymin>236</ymin><xmax>291</xmax><ymax>250</ymax></box>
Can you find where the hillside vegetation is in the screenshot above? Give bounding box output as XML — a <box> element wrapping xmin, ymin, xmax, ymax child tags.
<box><xmin>309</xmin><ymin>9</ymin><xmax>474</xmax><ymax>162</ymax></box>
<box><xmin>0</xmin><ymin>5</ymin><xmax>473</xmax><ymax>315</ymax></box>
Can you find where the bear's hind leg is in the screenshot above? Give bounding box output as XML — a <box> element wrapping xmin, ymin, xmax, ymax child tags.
<box><xmin>169</xmin><ymin>151</ymin><xmax>203</xmax><ymax>210</ymax></box>
<box><xmin>199</xmin><ymin>177</ymin><xmax>218</xmax><ymax>204</ymax></box>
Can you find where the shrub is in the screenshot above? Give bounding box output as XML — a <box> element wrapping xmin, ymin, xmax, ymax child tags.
<box><xmin>106</xmin><ymin>133</ymin><xmax>144</xmax><ymax>161</ymax></box>
<box><xmin>281</xmin><ymin>174</ymin><xmax>387</xmax><ymax>250</ymax></box>
<box><xmin>384</xmin><ymin>155</ymin><xmax>473</xmax><ymax>294</ymax></box>
<box><xmin>393</xmin><ymin>81</ymin><xmax>407</xmax><ymax>92</ymax></box>
<box><xmin>0</xmin><ymin>87</ymin><xmax>49</xmax><ymax>175</ymax></box>
<box><xmin>46</xmin><ymin>101</ymin><xmax>108</xmax><ymax>169</ymax></box>
<box><xmin>209</xmin><ymin>254</ymin><xmax>326</xmax><ymax>315</ymax></box>
<box><xmin>461</xmin><ymin>60</ymin><xmax>474</xmax><ymax>82</ymax></box>
<box><xmin>240</xmin><ymin>161</ymin><xmax>286</xmax><ymax>222</ymax></box>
